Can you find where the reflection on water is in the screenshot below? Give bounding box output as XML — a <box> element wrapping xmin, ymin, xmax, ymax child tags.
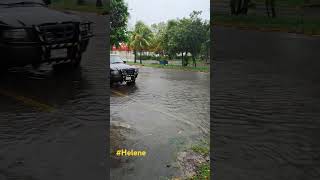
<box><xmin>213</xmin><ymin>27</ymin><xmax>320</xmax><ymax>180</ymax></box>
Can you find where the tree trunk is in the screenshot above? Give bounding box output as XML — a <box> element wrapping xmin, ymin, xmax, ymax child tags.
<box><xmin>206</xmin><ymin>48</ymin><xmax>210</xmax><ymax>63</ymax></box>
<box><xmin>236</xmin><ymin>0</ymin><xmax>243</xmax><ymax>15</ymax></box>
<box><xmin>96</xmin><ymin>0</ymin><xmax>103</xmax><ymax>7</ymax></box>
<box><xmin>242</xmin><ymin>0</ymin><xmax>250</xmax><ymax>14</ymax></box>
<box><xmin>140</xmin><ymin>51</ymin><xmax>142</xmax><ymax>64</ymax></box>
<box><xmin>265</xmin><ymin>0</ymin><xmax>276</xmax><ymax>18</ymax></box>
<box><xmin>193</xmin><ymin>56</ymin><xmax>196</xmax><ymax>67</ymax></box>
<box><xmin>266</xmin><ymin>0</ymin><xmax>270</xmax><ymax>17</ymax></box>
<box><xmin>230</xmin><ymin>0</ymin><xmax>236</xmax><ymax>15</ymax></box>
<box><xmin>270</xmin><ymin>0</ymin><xmax>276</xmax><ymax>18</ymax></box>
<box><xmin>134</xmin><ymin>50</ymin><xmax>137</xmax><ymax>63</ymax></box>
<box><xmin>181</xmin><ymin>52</ymin><xmax>184</xmax><ymax>66</ymax></box>
<box><xmin>185</xmin><ymin>51</ymin><xmax>188</xmax><ymax>66</ymax></box>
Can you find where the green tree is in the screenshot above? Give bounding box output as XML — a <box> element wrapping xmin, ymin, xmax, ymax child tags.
<box><xmin>159</xmin><ymin>11</ymin><xmax>208</xmax><ymax>67</ymax></box>
<box><xmin>110</xmin><ymin>0</ymin><xmax>129</xmax><ymax>47</ymax></box>
<box><xmin>126</xmin><ymin>31</ymin><xmax>138</xmax><ymax>63</ymax></box>
<box><xmin>200</xmin><ymin>21</ymin><xmax>210</xmax><ymax>63</ymax></box>
<box><xmin>128</xmin><ymin>21</ymin><xmax>153</xmax><ymax>64</ymax></box>
<box><xmin>162</xmin><ymin>20</ymin><xmax>189</xmax><ymax>64</ymax></box>
<box><xmin>181</xmin><ymin>11</ymin><xmax>208</xmax><ymax>67</ymax></box>
<box><xmin>149</xmin><ymin>22</ymin><xmax>167</xmax><ymax>55</ymax></box>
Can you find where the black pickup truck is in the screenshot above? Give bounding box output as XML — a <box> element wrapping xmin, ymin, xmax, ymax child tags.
<box><xmin>0</xmin><ymin>0</ymin><xmax>93</xmax><ymax>71</ymax></box>
<box><xmin>110</xmin><ymin>54</ymin><xmax>139</xmax><ymax>85</ymax></box>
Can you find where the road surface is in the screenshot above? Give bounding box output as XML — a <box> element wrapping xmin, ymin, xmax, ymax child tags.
<box><xmin>213</xmin><ymin>26</ymin><xmax>320</xmax><ymax>180</ymax></box>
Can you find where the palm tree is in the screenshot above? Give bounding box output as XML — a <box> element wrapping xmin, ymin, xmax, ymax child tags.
<box><xmin>128</xmin><ymin>32</ymin><xmax>139</xmax><ymax>63</ymax></box>
<box><xmin>128</xmin><ymin>21</ymin><xmax>152</xmax><ymax>64</ymax></box>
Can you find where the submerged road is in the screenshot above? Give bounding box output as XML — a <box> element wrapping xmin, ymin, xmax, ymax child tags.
<box><xmin>0</xmin><ymin>12</ymin><xmax>108</xmax><ymax>180</ymax></box>
<box><xmin>213</xmin><ymin>26</ymin><xmax>320</xmax><ymax>180</ymax></box>
<box><xmin>110</xmin><ymin>67</ymin><xmax>210</xmax><ymax>179</ymax></box>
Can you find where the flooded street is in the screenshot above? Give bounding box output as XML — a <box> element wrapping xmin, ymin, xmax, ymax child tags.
<box><xmin>110</xmin><ymin>67</ymin><xmax>210</xmax><ymax>179</ymax></box>
<box><xmin>213</xmin><ymin>27</ymin><xmax>320</xmax><ymax>180</ymax></box>
<box><xmin>0</xmin><ymin>13</ymin><xmax>107</xmax><ymax>180</ymax></box>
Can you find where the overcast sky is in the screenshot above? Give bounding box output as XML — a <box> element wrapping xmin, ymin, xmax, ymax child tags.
<box><xmin>125</xmin><ymin>0</ymin><xmax>210</xmax><ymax>29</ymax></box>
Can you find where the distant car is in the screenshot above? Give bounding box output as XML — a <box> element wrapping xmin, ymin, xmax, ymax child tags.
<box><xmin>0</xmin><ymin>0</ymin><xmax>93</xmax><ymax>71</ymax></box>
<box><xmin>110</xmin><ymin>54</ymin><xmax>138</xmax><ymax>85</ymax></box>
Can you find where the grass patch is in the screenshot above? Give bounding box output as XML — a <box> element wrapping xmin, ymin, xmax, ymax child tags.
<box><xmin>50</xmin><ymin>0</ymin><xmax>109</xmax><ymax>14</ymax></box>
<box><xmin>191</xmin><ymin>163</ymin><xmax>210</xmax><ymax>180</ymax></box>
<box><xmin>214</xmin><ymin>14</ymin><xmax>320</xmax><ymax>35</ymax></box>
<box><xmin>189</xmin><ymin>140</ymin><xmax>210</xmax><ymax>180</ymax></box>
<box><xmin>127</xmin><ymin>62</ymin><xmax>209</xmax><ymax>72</ymax></box>
<box><xmin>191</xmin><ymin>145</ymin><xmax>209</xmax><ymax>156</ymax></box>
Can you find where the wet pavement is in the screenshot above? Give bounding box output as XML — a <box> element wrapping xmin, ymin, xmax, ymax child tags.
<box><xmin>213</xmin><ymin>27</ymin><xmax>320</xmax><ymax>180</ymax></box>
<box><xmin>110</xmin><ymin>67</ymin><xmax>210</xmax><ymax>179</ymax></box>
<box><xmin>0</xmin><ymin>12</ymin><xmax>108</xmax><ymax>180</ymax></box>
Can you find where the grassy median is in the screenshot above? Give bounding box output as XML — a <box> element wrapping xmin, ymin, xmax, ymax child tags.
<box><xmin>127</xmin><ymin>62</ymin><xmax>210</xmax><ymax>73</ymax></box>
<box><xmin>214</xmin><ymin>14</ymin><xmax>320</xmax><ymax>35</ymax></box>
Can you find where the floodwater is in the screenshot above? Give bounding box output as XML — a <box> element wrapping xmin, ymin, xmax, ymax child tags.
<box><xmin>110</xmin><ymin>67</ymin><xmax>210</xmax><ymax>179</ymax></box>
<box><xmin>0</xmin><ymin>13</ymin><xmax>108</xmax><ymax>180</ymax></box>
<box><xmin>213</xmin><ymin>27</ymin><xmax>320</xmax><ymax>180</ymax></box>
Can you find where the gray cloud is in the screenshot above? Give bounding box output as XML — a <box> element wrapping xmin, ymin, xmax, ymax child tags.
<box><xmin>125</xmin><ymin>0</ymin><xmax>210</xmax><ymax>28</ymax></box>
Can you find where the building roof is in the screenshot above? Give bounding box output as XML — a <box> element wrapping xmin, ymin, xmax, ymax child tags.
<box><xmin>112</xmin><ymin>43</ymin><xmax>131</xmax><ymax>51</ymax></box>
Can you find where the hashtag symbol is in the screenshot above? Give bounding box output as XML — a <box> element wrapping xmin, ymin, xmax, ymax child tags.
<box><xmin>116</xmin><ymin>150</ymin><xmax>121</xmax><ymax>156</ymax></box>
